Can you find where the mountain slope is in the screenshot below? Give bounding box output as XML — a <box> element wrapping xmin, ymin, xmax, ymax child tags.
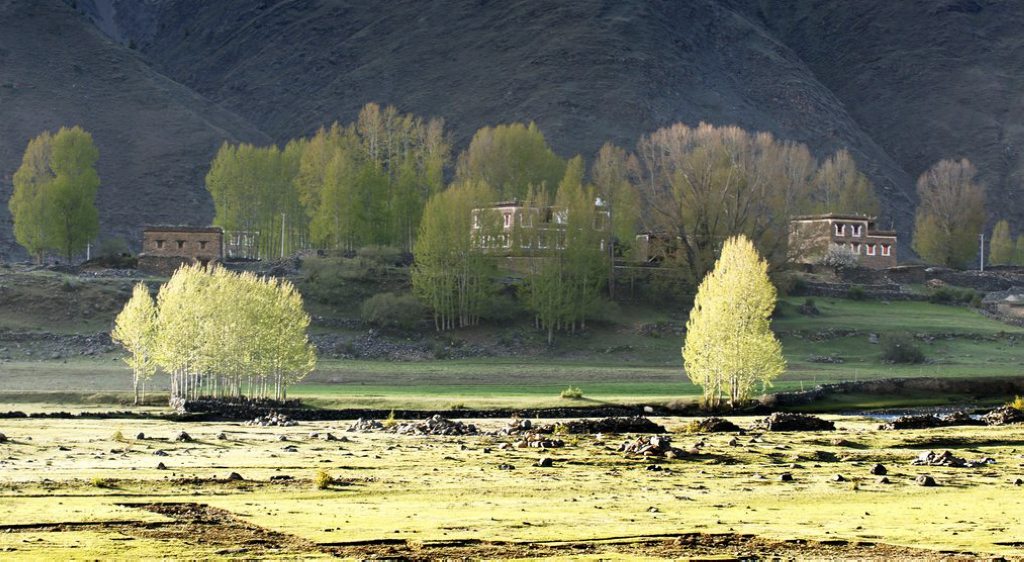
<box><xmin>74</xmin><ymin>0</ymin><xmax>918</xmax><ymax>234</ymax></box>
<box><xmin>0</xmin><ymin>0</ymin><xmax>269</xmax><ymax>257</ymax></box>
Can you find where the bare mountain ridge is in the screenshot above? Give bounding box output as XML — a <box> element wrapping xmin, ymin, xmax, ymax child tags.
<box><xmin>0</xmin><ymin>0</ymin><xmax>268</xmax><ymax>257</ymax></box>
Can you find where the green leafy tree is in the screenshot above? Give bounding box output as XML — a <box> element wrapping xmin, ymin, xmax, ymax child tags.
<box><xmin>989</xmin><ymin>219</ymin><xmax>1014</xmax><ymax>265</ymax></box>
<box><xmin>455</xmin><ymin>122</ymin><xmax>566</xmax><ymax>200</ymax></box>
<box><xmin>682</xmin><ymin>235</ymin><xmax>785</xmax><ymax>408</ymax></box>
<box><xmin>912</xmin><ymin>159</ymin><xmax>986</xmax><ymax>267</ymax></box>
<box><xmin>412</xmin><ymin>180</ymin><xmax>498</xmax><ymax>330</ymax></box>
<box><xmin>812</xmin><ymin>149</ymin><xmax>880</xmax><ymax>216</ymax></box>
<box><xmin>1016</xmin><ymin>235</ymin><xmax>1024</xmax><ymax>266</ymax></box>
<box><xmin>9</xmin><ymin>126</ymin><xmax>100</xmax><ymax>261</ymax></box>
<box><xmin>111</xmin><ymin>282</ymin><xmax>157</xmax><ymax>405</ymax></box>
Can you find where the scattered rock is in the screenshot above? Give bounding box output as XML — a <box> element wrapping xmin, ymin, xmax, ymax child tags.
<box><xmin>482</xmin><ymin>447</ymin><xmax>491</xmax><ymax>454</ymax></box>
<box><xmin>226</xmin><ymin>472</ymin><xmax>244</xmax><ymax>481</ymax></box>
<box><xmin>832</xmin><ymin>474</ymin><xmax>846</xmax><ymax>482</ymax></box>
<box><xmin>916</xmin><ymin>474</ymin><xmax>937</xmax><ymax>487</ymax></box>
<box><xmin>619</xmin><ymin>435</ymin><xmax>685</xmax><ymax>458</ymax></box>
<box><xmin>135</xmin><ymin>432</ymin><xmax>145</xmax><ymax>440</ymax></box>
<box><xmin>1013</xmin><ymin>478</ymin><xmax>1023</xmax><ymax>486</ymax></box>
<box><xmin>277</xmin><ymin>435</ymin><xmax>289</xmax><ymax>442</ymax></box>
<box><xmin>154</xmin><ymin>450</ymin><xmax>169</xmax><ymax>456</ymax></box>
<box><xmin>389</xmin><ymin>415</ymin><xmax>477</xmax><ymax>436</ymax></box>
<box><xmin>779</xmin><ymin>473</ymin><xmax>794</xmax><ymax>482</ymax></box>
<box><xmin>536</xmin><ymin>457</ymin><xmax>554</xmax><ymax>468</ymax></box>
<box><xmin>174</xmin><ymin>431</ymin><xmax>192</xmax><ymax>442</ymax></box>
<box><xmin>0</xmin><ymin>433</ymin><xmax>6</xmax><ymax>443</ymax></box>
<box><xmin>913</xmin><ymin>450</ymin><xmax>993</xmax><ymax>468</ymax></box>
<box><xmin>753</xmin><ymin>413</ymin><xmax>835</xmax><ymax>432</ymax></box>
<box><xmin>156</xmin><ymin>462</ymin><xmax>167</xmax><ymax>470</ymax></box>
<box><xmin>514</xmin><ymin>432</ymin><xmax>565</xmax><ymax>449</ymax></box>
<box><xmin>876</xmin><ymin>476</ymin><xmax>890</xmax><ymax>484</ymax></box>
<box><xmin>983</xmin><ymin>406</ymin><xmax>1024</xmax><ymax>426</ymax></box>
<box><xmin>689</xmin><ymin>417</ymin><xmax>741</xmax><ymax>433</ymax></box>
<box><xmin>881</xmin><ymin>415</ymin><xmax>947</xmax><ymax>430</ymax></box>
<box><xmin>940</xmin><ymin>411</ymin><xmax>984</xmax><ymax>426</ymax></box>
<box><xmin>216</xmin><ymin>432</ymin><xmax>228</xmax><ymax>440</ymax></box>
<box><xmin>728</xmin><ymin>437</ymin><xmax>739</xmax><ymax>447</ymax></box>
<box><xmin>497</xmin><ymin>463</ymin><xmax>515</xmax><ymax>471</ymax></box>
<box><xmin>646</xmin><ymin>464</ymin><xmax>663</xmax><ymax>471</ymax></box>
<box><xmin>247</xmin><ymin>412</ymin><xmax>298</xmax><ymax>427</ymax></box>
<box><xmin>870</xmin><ymin>464</ymin><xmax>887</xmax><ymax>476</ymax></box>
<box><xmin>270</xmin><ymin>475</ymin><xmax>294</xmax><ymax>481</ymax></box>
<box><xmin>497</xmin><ymin>418</ymin><xmax>533</xmax><ymax>435</ymax></box>
<box><xmin>347</xmin><ymin>418</ymin><xmax>385</xmax><ymax>432</ymax></box>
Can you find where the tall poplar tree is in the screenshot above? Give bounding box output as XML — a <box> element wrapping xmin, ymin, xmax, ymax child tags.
<box><xmin>989</xmin><ymin>219</ymin><xmax>1014</xmax><ymax>265</ymax></box>
<box><xmin>912</xmin><ymin>159</ymin><xmax>986</xmax><ymax>267</ymax></box>
<box><xmin>111</xmin><ymin>282</ymin><xmax>157</xmax><ymax>405</ymax></box>
<box><xmin>682</xmin><ymin>235</ymin><xmax>785</xmax><ymax>408</ymax></box>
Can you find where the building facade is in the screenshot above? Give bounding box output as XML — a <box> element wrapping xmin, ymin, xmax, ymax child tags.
<box><xmin>470</xmin><ymin>200</ymin><xmax>609</xmax><ymax>254</ymax></box>
<box><xmin>139</xmin><ymin>226</ymin><xmax>224</xmax><ymax>274</ymax></box>
<box><xmin>789</xmin><ymin>214</ymin><xmax>897</xmax><ymax>269</ymax></box>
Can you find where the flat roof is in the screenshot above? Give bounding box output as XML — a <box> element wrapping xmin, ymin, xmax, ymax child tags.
<box><xmin>143</xmin><ymin>226</ymin><xmax>223</xmax><ymax>234</ymax></box>
<box><xmin>790</xmin><ymin>213</ymin><xmax>877</xmax><ymax>221</ymax></box>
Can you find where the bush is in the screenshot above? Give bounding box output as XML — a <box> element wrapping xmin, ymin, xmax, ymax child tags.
<box><xmin>111</xmin><ymin>430</ymin><xmax>124</xmax><ymax>441</ymax></box>
<box><xmin>928</xmin><ymin>287</ymin><xmax>977</xmax><ymax>305</ymax></box>
<box><xmin>880</xmin><ymin>333</ymin><xmax>925</xmax><ymax>364</ymax></box>
<box><xmin>360</xmin><ymin>292</ymin><xmax>425</xmax><ymax>330</ymax></box>
<box><xmin>313</xmin><ymin>469</ymin><xmax>333</xmax><ymax>490</ymax></box>
<box><xmin>847</xmin><ymin>285</ymin><xmax>866</xmax><ymax>300</ymax></box>
<box><xmin>1008</xmin><ymin>396</ymin><xmax>1024</xmax><ymax>411</ymax></box>
<box><xmin>383</xmin><ymin>409</ymin><xmax>397</xmax><ymax>429</ymax></box>
<box><xmin>559</xmin><ymin>386</ymin><xmax>584</xmax><ymax>400</ymax></box>
<box><xmin>91</xmin><ymin>477</ymin><xmax>112</xmax><ymax>488</ymax></box>
<box><xmin>356</xmin><ymin>245</ymin><xmax>406</xmax><ymax>267</ymax></box>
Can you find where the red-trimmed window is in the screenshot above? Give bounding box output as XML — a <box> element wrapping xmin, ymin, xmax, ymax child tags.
<box><xmin>881</xmin><ymin>244</ymin><xmax>891</xmax><ymax>257</ymax></box>
<box><xmin>866</xmin><ymin>244</ymin><xmax>876</xmax><ymax>256</ymax></box>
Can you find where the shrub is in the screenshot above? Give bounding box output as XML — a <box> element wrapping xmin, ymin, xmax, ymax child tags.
<box><xmin>1008</xmin><ymin>396</ymin><xmax>1024</xmax><ymax>411</ymax></box>
<box><xmin>356</xmin><ymin>245</ymin><xmax>405</xmax><ymax>267</ymax></box>
<box><xmin>111</xmin><ymin>430</ymin><xmax>124</xmax><ymax>441</ymax></box>
<box><xmin>928</xmin><ymin>287</ymin><xmax>977</xmax><ymax>305</ymax></box>
<box><xmin>383</xmin><ymin>409</ymin><xmax>397</xmax><ymax>429</ymax></box>
<box><xmin>360</xmin><ymin>292</ymin><xmax>425</xmax><ymax>330</ymax></box>
<box><xmin>91</xmin><ymin>477</ymin><xmax>112</xmax><ymax>488</ymax></box>
<box><xmin>313</xmin><ymin>469</ymin><xmax>333</xmax><ymax>490</ymax></box>
<box><xmin>559</xmin><ymin>386</ymin><xmax>584</xmax><ymax>400</ymax></box>
<box><xmin>880</xmin><ymin>333</ymin><xmax>925</xmax><ymax>364</ymax></box>
<box><xmin>847</xmin><ymin>285</ymin><xmax>866</xmax><ymax>300</ymax></box>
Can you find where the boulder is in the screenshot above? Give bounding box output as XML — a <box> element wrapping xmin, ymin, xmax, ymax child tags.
<box><xmin>983</xmin><ymin>406</ymin><xmax>1024</xmax><ymax>426</ymax></box>
<box><xmin>619</xmin><ymin>435</ymin><xmax>685</xmax><ymax>458</ymax></box>
<box><xmin>226</xmin><ymin>472</ymin><xmax>244</xmax><ymax>481</ymax></box>
<box><xmin>870</xmin><ymin>464</ymin><xmax>887</xmax><ymax>476</ymax></box>
<box><xmin>536</xmin><ymin>457</ymin><xmax>554</xmax><ymax>468</ymax></box>
<box><xmin>0</xmin><ymin>433</ymin><xmax>7</xmax><ymax>443</ymax></box>
<box><xmin>156</xmin><ymin>462</ymin><xmax>167</xmax><ymax>470</ymax></box>
<box><xmin>779</xmin><ymin>473</ymin><xmax>794</xmax><ymax>482</ymax></box>
<box><xmin>916</xmin><ymin>474</ymin><xmax>937</xmax><ymax>487</ymax></box>
<box><xmin>135</xmin><ymin>432</ymin><xmax>146</xmax><ymax>440</ymax></box>
<box><xmin>174</xmin><ymin>431</ymin><xmax>192</xmax><ymax>442</ymax></box>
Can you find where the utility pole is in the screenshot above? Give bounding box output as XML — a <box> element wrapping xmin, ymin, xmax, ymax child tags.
<box><xmin>979</xmin><ymin>232</ymin><xmax>985</xmax><ymax>272</ymax></box>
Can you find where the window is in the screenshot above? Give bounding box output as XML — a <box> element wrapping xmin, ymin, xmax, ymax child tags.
<box><xmin>881</xmin><ymin>244</ymin><xmax>891</xmax><ymax>257</ymax></box>
<box><xmin>155</xmin><ymin>240</ymin><xmax>165</xmax><ymax>250</ymax></box>
<box><xmin>866</xmin><ymin>244</ymin><xmax>876</xmax><ymax>256</ymax></box>
<box><xmin>851</xmin><ymin>224</ymin><xmax>863</xmax><ymax>237</ymax></box>
<box><xmin>851</xmin><ymin>243</ymin><xmax>861</xmax><ymax>254</ymax></box>
<box><xmin>503</xmin><ymin>213</ymin><xmax>511</xmax><ymax>228</ymax></box>
<box><xmin>199</xmin><ymin>241</ymin><xmax>208</xmax><ymax>250</ymax></box>
<box><xmin>834</xmin><ymin>223</ymin><xmax>846</xmax><ymax>236</ymax></box>
<box><xmin>176</xmin><ymin>240</ymin><xmax>185</xmax><ymax>249</ymax></box>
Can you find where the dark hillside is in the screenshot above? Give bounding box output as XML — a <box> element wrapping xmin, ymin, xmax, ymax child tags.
<box><xmin>0</xmin><ymin>0</ymin><xmax>268</xmax><ymax>257</ymax></box>
<box><xmin>746</xmin><ymin>0</ymin><xmax>1024</xmax><ymax>229</ymax></box>
<box><xmin>73</xmin><ymin>0</ymin><xmax>918</xmax><ymax>235</ymax></box>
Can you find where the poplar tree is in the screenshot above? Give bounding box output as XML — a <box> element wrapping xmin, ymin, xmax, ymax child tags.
<box><xmin>682</xmin><ymin>235</ymin><xmax>785</xmax><ymax>408</ymax></box>
<box><xmin>912</xmin><ymin>159</ymin><xmax>986</xmax><ymax>267</ymax></box>
<box><xmin>111</xmin><ymin>283</ymin><xmax>157</xmax><ymax>405</ymax></box>
<box><xmin>989</xmin><ymin>219</ymin><xmax>1014</xmax><ymax>265</ymax></box>
<box><xmin>455</xmin><ymin>122</ymin><xmax>566</xmax><ymax>200</ymax></box>
<box><xmin>9</xmin><ymin>126</ymin><xmax>100</xmax><ymax>261</ymax></box>
<box><xmin>813</xmin><ymin>149</ymin><xmax>880</xmax><ymax>216</ymax></box>
<box><xmin>412</xmin><ymin>180</ymin><xmax>498</xmax><ymax>330</ymax></box>
<box><xmin>1016</xmin><ymin>235</ymin><xmax>1024</xmax><ymax>266</ymax></box>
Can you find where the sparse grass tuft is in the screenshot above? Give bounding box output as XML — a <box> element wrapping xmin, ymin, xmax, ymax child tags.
<box><xmin>313</xmin><ymin>469</ymin><xmax>333</xmax><ymax>490</ymax></box>
<box><xmin>90</xmin><ymin>477</ymin><xmax>112</xmax><ymax>488</ymax></box>
<box><xmin>111</xmin><ymin>430</ymin><xmax>125</xmax><ymax>442</ymax></box>
<box><xmin>383</xmin><ymin>409</ymin><xmax>397</xmax><ymax>428</ymax></box>
<box><xmin>559</xmin><ymin>386</ymin><xmax>583</xmax><ymax>400</ymax></box>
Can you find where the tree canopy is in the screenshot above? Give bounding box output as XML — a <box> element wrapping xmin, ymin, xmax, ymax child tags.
<box><xmin>912</xmin><ymin>159</ymin><xmax>986</xmax><ymax>267</ymax></box>
<box><xmin>455</xmin><ymin>122</ymin><xmax>566</xmax><ymax>201</ymax></box>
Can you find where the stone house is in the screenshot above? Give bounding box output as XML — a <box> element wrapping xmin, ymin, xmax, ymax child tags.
<box><xmin>470</xmin><ymin>199</ymin><xmax>609</xmax><ymax>254</ymax></box>
<box><xmin>789</xmin><ymin>214</ymin><xmax>897</xmax><ymax>269</ymax></box>
<box><xmin>138</xmin><ymin>226</ymin><xmax>224</xmax><ymax>274</ymax></box>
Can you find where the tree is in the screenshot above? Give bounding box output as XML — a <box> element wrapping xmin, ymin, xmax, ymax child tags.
<box><xmin>813</xmin><ymin>149</ymin><xmax>880</xmax><ymax>216</ymax></box>
<box><xmin>592</xmin><ymin>143</ymin><xmax>640</xmax><ymax>298</ymax></box>
<box><xmin>634</xmin><ymin>123</ymin><xmax>817</xmax><ymax>284</ymax></box>
<box><xmin>989</xmin><ymin>219</ymin><xmax>1014</xmax><ymax>265</ymax></box>
<box><xmin>111</xmin><ymin>282</ymin><xmax>157</xmax><ymax>405</ymax></box>
<box><xmin>412</xmin><ymin>180</ymin><xmax>498</xmax><ymax>330</ymax></box>
<box><xmin>1016</xmin><ymin>235</ymin><xmax>1024</xmax><ymax>266</ymax></box>
<box><xmin>682</xmin><ymin>235</ymin><xmax>785</xmax><ymax>408</ymax></box>
<box><xmin>9</xmin><ymin>126</ymin><xmax>100</xmax><ymax>261</ymax></box>
<box><xmin>912</xmin><ymin>159</ymin><xmax>986</xmax><ymax>267</ymax></box>
<box><xmin>455</xmin><ymin>122</ymin><xmax>566</xmax><ymax>200</ymax></box>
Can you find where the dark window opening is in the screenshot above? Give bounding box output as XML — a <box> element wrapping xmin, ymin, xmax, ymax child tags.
<box><xmin>155</xmin><ymin>240</ymin><xmax>165</xmax><ymax>249</ymax></box>
<box><xmin>176</xmin><ymin>240</ymin><xmax>185</xmax><ymax>249</ymax></box>
<box><xmin>199</xmin><ymin>241</ymin><xmax>208</xmax><ymax>250</ymax></box>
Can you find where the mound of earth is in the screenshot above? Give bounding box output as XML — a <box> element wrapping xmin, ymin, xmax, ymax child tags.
<box><xmin>753</xmin><ymin>413</ymin><xmax>835</xmax><ymax>432</ymax></box>
<box><xmin>689</xmin><ymin>417</ymin><xmax>741</xmax><ymax>433</ymax></box>
<box><xmin>389</xmin><ymin>414</ymin><xmax>477</xmax><ymax>436</ymax></box>
<box><xmin>548</xmin><ymin>416</ymin><xmax>666</xmax><ymax>435</ymax></box>
<box><xmin>881</xmin><ymin>411</ymin><xmax>983</xmax><ymax>430</ymax></box>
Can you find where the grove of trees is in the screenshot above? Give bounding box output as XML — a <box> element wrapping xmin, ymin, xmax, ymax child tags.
<box><xmin>112</xmin><ymin>264</ymin><xmax>317</xmax><ymax>405</ymax></box>
<box><xmin>9</xmin><ymin>126</ymin><xmax>100</xmax><ymax>261</ymax></box>
<box><xmin>681</xmin><ymin>235</ymin><xmax>785</xmax><ymax>408</ymax></box>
